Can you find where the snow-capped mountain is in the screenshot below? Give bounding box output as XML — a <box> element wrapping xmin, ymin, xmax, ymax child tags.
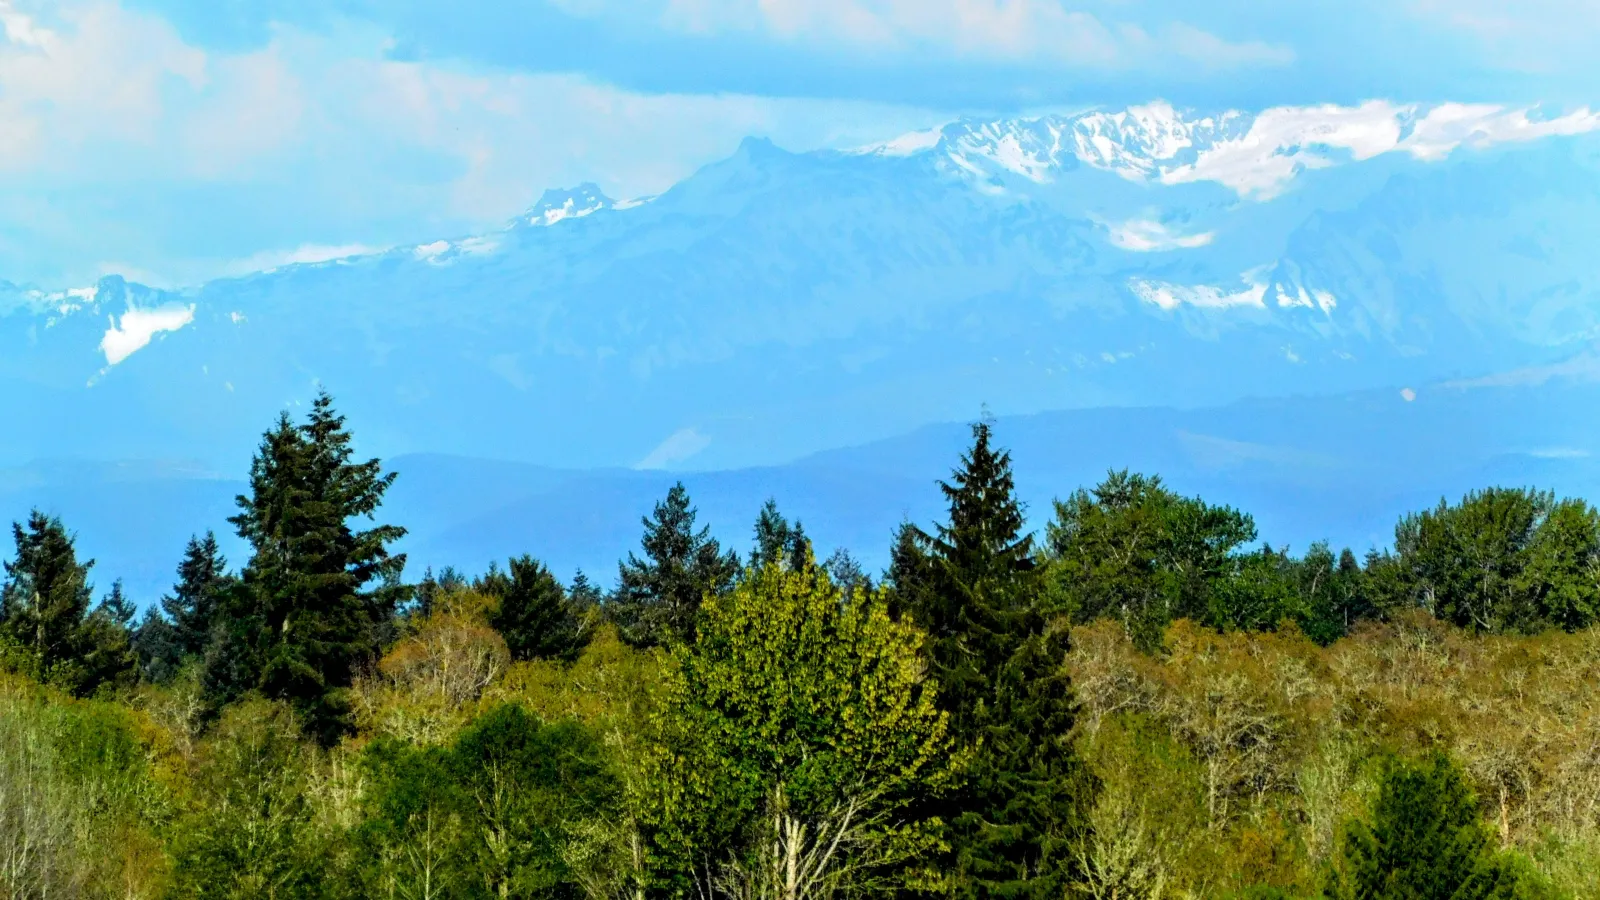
<box><xmin>4</xmin><ymin>100</ymin><xmax>1599</xmax><ymax>474</ymax></box>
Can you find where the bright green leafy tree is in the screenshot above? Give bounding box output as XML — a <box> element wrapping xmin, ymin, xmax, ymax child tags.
<box><xmin>645</xmin><ymin>555</ymin><xmax>956</xmax><ymax>899</ymax></box>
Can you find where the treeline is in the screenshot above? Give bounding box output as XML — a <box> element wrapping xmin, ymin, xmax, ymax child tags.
<box><xmin>0</xmin><ymin>394</ymin><xmax>1596</xmax><ymax>898</ymax></box>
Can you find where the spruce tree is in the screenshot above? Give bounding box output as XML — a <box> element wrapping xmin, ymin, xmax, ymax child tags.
<box><xmin>216</xmin><ymin>393</ymin><xmax>407</xmax><ymax>744</ymax></box>
<box><xmin>133</xmin><ymin>607</ymin><xmax>184</xmax><ymax>684</ymax></box>
<box><xmin>748</xmin><ymin>498</ymin><xmax>810</xmax><ymax>573</ymax></box>
<box><xmin>0</xmin><ymin>511</ymin><xmax>93</xmax><ymax>670</ymax></box>
<box><xmin>1328</xmin><ymin>752</ymin><xmax>1542</xmax><ymax>900</ymax></box>
<box><xmin>611</xmin><ymin>482</ymin><xmax>737</xmax><ymax>647</ymax></box>
<box><xmin>477</xmin><ymin>556</ymin><xmax>587</xmax><ymax>662</ymax></box>
<box><xmin>163</xmin><ymin>532</ymin><xmax>234</xmax><ymax>658</ymax></box>
<box><xmin>78</xmin><ymin>580</ymin><xmax>139</xmax><ymax>694</ymax></box>
<box><xmin>905</xmin><ymin>421</ymin><xmax>1098</xmax><ymax>900</ymax></box>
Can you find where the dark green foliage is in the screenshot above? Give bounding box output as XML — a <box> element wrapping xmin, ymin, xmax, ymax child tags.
<box><xmin>136</xmin><ymin>533</ymin><xmax>236</xmax><ymax>685</ymax></box>
<box><xmin>76</xmin><ymin>581</ymin><xmax>138</xmax><ymax>696</ymax></box>
<box><xmin>1327</xmin><ymin>752</ymin><xmax>1550</xmax><ymax>900</ymax></box>
<box><xmin>0</xmin><ymin>512</ymin><xmax>134</xmax><ymax>695</ymax></box>
<box><xmin>211</xmin><ymin>392</ymin><xmax>407</xmax><ymax>744</ymax></box>
<box><xmin>165</xmin><ymin>532</ymin><xmax>234</xmax><ymax>658</ymax></box>
<box><xmin>1293</xmin><ymin>544</ymin><xmax>1375</xmax><ymax>645</ymax></box>
<box><xmin>902</xmin><ymin>421</ymin><xmax>1098</xmax><ymax>900</ymax></box>
<box><xmin>1045</xmin><ymin>470</ymin><xmax>1260</xmax><ymax>649</ymax></box>
<box><xmin>611</xmin><ymin>482</ymin><xmax>738</xmax><ymax>648</ymax></box>
<box><xmin>132</xmin><ymin>605</ymin><xmax>184</xmax><ymax>684</ymax></box>
<box><xmin>568</xmin><ymin>569</ymin><xmax>604</xmax><ymax>610</ymax></box>
<box><xmin>1376</xmin><ymin>489</ymin><xmax>1600</xmax><ymax>634</ymax></box>
<box><xmin>748</xmin><ymin>498</ymin><xmax>809</xmax><ymax>573</ymax></box>
<box><xmin>477</xmin><ymin>556</ymin><xmax>588</xmax><ymax>662</ymax></box>
<box><xmin>0</xmin><ymin>511</ymin><xmax>95</xmax><ymax>682</ymax></box>
<box><xmin>357</xmin><ymin>703</ymin><xmax>618</xmax><ymax>900</ymax></box>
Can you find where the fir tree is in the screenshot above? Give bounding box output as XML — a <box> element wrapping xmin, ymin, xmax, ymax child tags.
<box><xmin>477</xmin><ymin>556</ymin><xmax>588</xmax><ymax>662</ymax></box>
<box><xmin>215</xmin><ymin>393</ymin><xmax>407</xmax><ymax>744</ymax></box>
<box><xmin>133</xmin><ymin>607</ymin><xmax>184</xmax><ymax>684</ymax></box>
<box><xmin>569</xmin><ymin>569</ymin><xmax>604</xmax><ymax>610</ymax></box>
<box><xmin>748</xmin><ymin>498</ymin><xmax>810</xmax><ymax>573</ymax></box>
<box><xmin>163</xmin><ymin>532</ymin><xmax>234</xmax><ymax>659</ymax></box>
<box><xmin>1328</xmin><ymin>752</ymin><xmax>1542</xmax><ymax>900</ymax></box>
<box><xmin>611</xmin><ymin>482</ymin><xmax>737</xmax><ymax>648</ymax></box>
<box><xmin>78</xmin><ymin>580</ymin><xmax>139</xmax><ymax>694</ymax></box>
<box><xmin>0</xmin><ymin>511</ymin><xmax>94</xmax><ymax>677</ymax></box>
<box><xmin>905</xmin><ymin>421</ymin><xmax>1098</xmax><ymax>900</ymax></box>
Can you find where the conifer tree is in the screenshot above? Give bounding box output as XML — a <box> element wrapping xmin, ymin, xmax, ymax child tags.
<box><xmin>213</xmin><ymin>393</ymin><xmax>407</xmax><ymax>744</ymax></box>
<box><xmin>0</xmin><ymin>512</ymin><xmax>94</xmax><ymax>676</ymax></box>
<box><xmin>163</xmin><ymin>532</ymin><xmax>234</xmax><ymax>659</ymax></box>
<box><xmin>904</xmin><ymin>421</ymin><xmax>1098</xmax><ymax>900</ymax></box>
<box><xmin>77</xmin><ymin>580</ymin><xmax>139</xmax><ymax>694</ymax></box>
<box><xmin>1328</xmin><ymin>752</ymin><xmax>1544</xmax><ymax>900</ymax></box>
<box><xmin>477</xmin><ymin>555</ymin><xmax>587</xmax><ymax>662</ymax></box>
<box><xmin>611</xmin><ymin>482</ymin><xmax>737</xmax><ymax>648</ymax></box>
<box><xmin>748</xmin><ymin>498</ymin><xmax>810</xmax><ymax>573</ymax></box>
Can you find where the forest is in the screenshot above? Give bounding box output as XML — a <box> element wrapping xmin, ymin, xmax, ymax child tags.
<box><xmin>2</xmin><ymin>393</ymin><xmax>1598</xmax><ymax>899</ymax></box>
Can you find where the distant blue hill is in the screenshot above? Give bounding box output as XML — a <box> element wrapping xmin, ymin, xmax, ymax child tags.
<box><xmin>5</xmin><ymin>370</ymin><xmax>1595</xmax><ymax>606</ymax></box>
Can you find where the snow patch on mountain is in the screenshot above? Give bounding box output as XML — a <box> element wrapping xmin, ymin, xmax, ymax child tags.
<box><xmin>1130</xmin><ymin>275</ymin><xmax>1268</xmax><ymax>311</ymax></box>
<box><xmin>100</xmin><ymin>303</ymin><xmax>195</xmax><ymax>366</ymax></box>
<box><xmin>523</xmin><ymin>184</ymin><xmax>612</xmax><ymax>226</ymax></box>
<box><xmin>875</xmin><ymin>100</ymin><xmax>1600</xmax><ymax>199</ymax></box>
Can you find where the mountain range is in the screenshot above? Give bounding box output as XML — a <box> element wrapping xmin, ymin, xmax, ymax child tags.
<box><xmin>3</xmin><ymin>99</ymin><xmax>1599</xmax><ymax>599</ymax></box>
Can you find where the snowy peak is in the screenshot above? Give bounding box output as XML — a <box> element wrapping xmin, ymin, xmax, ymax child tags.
<box><xmin>521</xmin><ymin>183</ymin><xmax>613</xmax><ymax>227</ymax></box>
<box><xmin>869</xmin><ymin>100</ymin><xmax>1600</xmax><ymax>198</ymax></box>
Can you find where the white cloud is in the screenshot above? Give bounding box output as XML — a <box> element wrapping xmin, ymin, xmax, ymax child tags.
<box><xmin>0</xmin><ymin>0</ymin><xmax>944</xmax><ymax>286</ymax></box>
<box><xmin>1108</xmin><ymin>218</ymin><xmax>1214</xmax><ymax>252</ymax></box>
<box><xmin>100</xmin><ymin>303</ymin><xmax>194</xmax><ymax>365</ymax></box>
<box><xmin>636</xmin><ymin>427</ymin><xmax>712</xmax><ymax>469</ymax></box>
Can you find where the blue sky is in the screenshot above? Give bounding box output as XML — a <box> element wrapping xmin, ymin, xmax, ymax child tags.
<box><xmin>1</xmin><ymin>0</ymin><xmax>1596</xmax><ymax>287</ymax></box>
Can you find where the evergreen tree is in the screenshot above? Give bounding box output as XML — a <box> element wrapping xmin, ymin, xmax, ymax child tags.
<box><xmin>214</xmin><ymin>393</ymin><xmax>407</xmax><ymax>744</ymax></box>
<box><xmin>611</xmin><ymin>482</ymin><xmax>737</xmax><ymax>648</ymax></box>
<box><xmin>0</xmin><ymin>512</ymin><xmax>133</xmax><ymax>694</ymax></box>
<box><xmin>0</xmin><ymin>511</ymin><xmax>94</xmax><ymax>680</ymax></box>
<box><xmin>1328</xmin><ymin>752</ymin><xmax>1545</xmax><ymax>900</ymax></box>
<box><xmin>904</xmin><ymin>421</ymin><xmax>1098</xmax><ymax>900</ymax></box>
<box><xmin>569</xmin><ymin>569</ymin><xmax>604</xmax><ymax>610</ymax></box>
<box><xmin>133</xmin><ymin>606</ymin><xmax>184</xmax><ymax>684</ymax></box>
<box><xmin>748</xmin><ymin>498</ymin><xmax>810</xmax><ymax>574</ymax></box>
<box><xmin>477</xmin><ymin>556</ymin><xmax>587</xmax><ymax>662</ymax></box>
<box><xmin>163</xmin><ymin>533</ymin><xmax>234</xmax><ymax>658</ymax></box>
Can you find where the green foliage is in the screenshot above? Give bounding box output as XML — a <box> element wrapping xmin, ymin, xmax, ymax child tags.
<box><xmin>357</xmin><ymin>703</ymin><xmax>618</xmax><ymax>900</ymax></box>
<box><xmin>1326</xmin><ymin>752</ymin><xmax>1550</xmax><ymax>900</ymax></box>
<box><xmin>748</xmin><ymin>498</ymin><xmax>810</xmax><ymax>573</ymax></box>
<box><xmin>168</xmin><ymin>700</ymin><xmax>331</xmax><ymax>899</ymax></box>
<box><xmin>139</xmin><ymin>532</ymin><xmax>237</xmax><ymax>684</ymax></box>
<box><xmin>211</xmin><ymin>392</ymin><xmax>407</xmax><ymax>743</ymax></box>
<box><xmin>1376</xmin><ymin>489</ymin><xmax>1600</xmax><ymax>634</ymax></box>
<box><xmin>901</xmin><ymin>421</ymin><xmax>1099</xmax><ymax>900</ymax></box>
<box><xmin>0</xmin><ymin>511</ymin><xmax>136</xmax><ymax>695</ymax></box>
<box><xmin>477</xmin><ymin>556</ymin><xmax>589</xmax><ymax>662</ymax></box>
<box><xmin>611</xmin><ymin>481</ymin><xmax>738</xmax><ymax>648</ymax></box>
<box><xmin>644</xmin><ymin>557</ymin><xmax>956</xmax><ymax>898</ymax></box>
<box><xmin>1045</xmin><ymin>470</ymin><xmax>1260</xmax><ymax>648</ymax></box>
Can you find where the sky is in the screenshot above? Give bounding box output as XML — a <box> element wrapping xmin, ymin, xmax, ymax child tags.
<box><xmin>0</xmin><ymin>0</ymin><xmax>1596</xmax><ymax>287</ymax></box>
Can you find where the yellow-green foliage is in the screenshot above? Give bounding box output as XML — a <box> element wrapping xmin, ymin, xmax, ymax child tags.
<box><xmin>1068</xmin><ymin>614</ymin><xmax>1600</xmax><ymax>898</ymax></box>
<box><xmin>0</xmin><ymin>673</ymin><xmax>174</xmax><ymax>899</ymax></box>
